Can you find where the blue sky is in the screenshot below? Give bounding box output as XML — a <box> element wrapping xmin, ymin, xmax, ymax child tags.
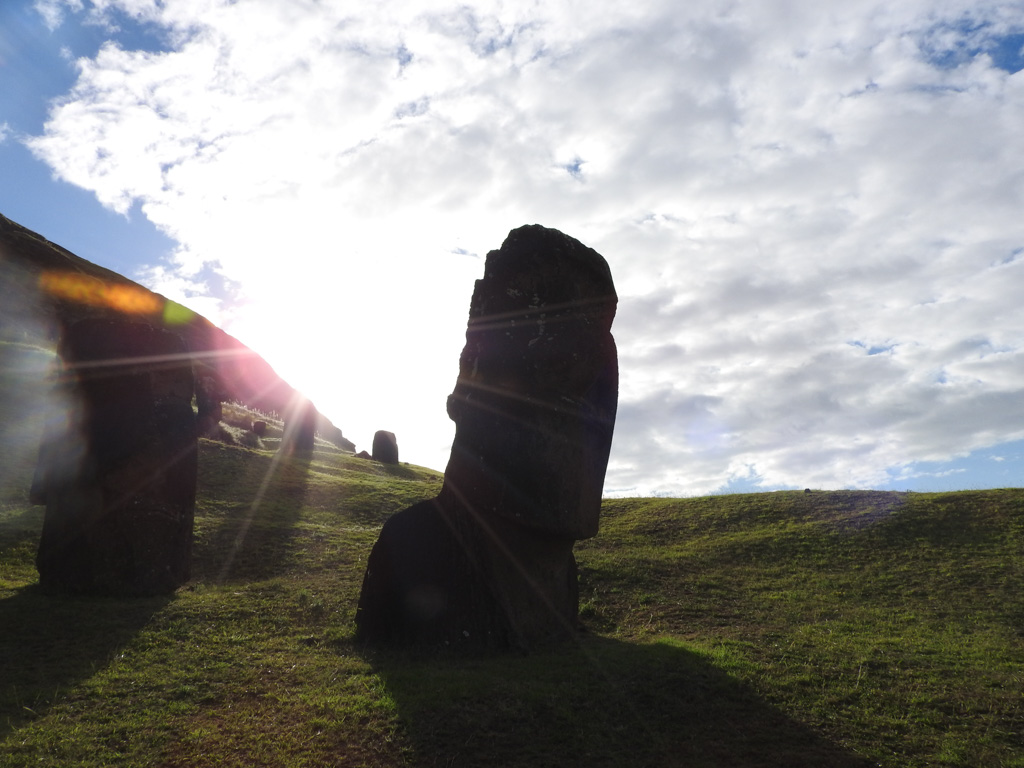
<box><xmin>0</xmin><ymin>1</ymin><xmax>176</xmax><ymax>276</ymax></box>
<box><xmin>2</xmin><ymin>0</ymin><xmax>1024</xmax><ymax>495</ymax></box>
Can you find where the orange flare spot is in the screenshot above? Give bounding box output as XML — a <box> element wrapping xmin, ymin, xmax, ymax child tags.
<box><xmin>39</xmin><ymin>271</ymin><xmax>163</xmax><ymax>315</ymax></box>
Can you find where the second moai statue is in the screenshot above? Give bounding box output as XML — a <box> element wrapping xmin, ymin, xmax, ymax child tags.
<box><xmin>36</xmin><ymin>318</ymin><xmax>197</xmax><ymax>595</ymax></box>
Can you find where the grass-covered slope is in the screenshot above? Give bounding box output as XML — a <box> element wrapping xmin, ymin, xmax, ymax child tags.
<box><xmin>0</xmin><ymin>336</ymin><xmax>1022</xmax><ymax>767</ymax></box>
<box><xmin>1</xmin><ymin>431</ymin><xmax>1022</xmax><ymax>766</ymax></box>
<box><xmin>579</xmin><ymin>491</ymin><xmax>1024</xmax><ymax>766</ymax></box>
<box><xmin>3</xmin><ymin>215</ymin><xmax>1020</xmax><ymax>766</ymax></box>
<box><xmin>0</xmin><ymin>437</ymin><xmax>445</xmax><ymax>767</ymax></box>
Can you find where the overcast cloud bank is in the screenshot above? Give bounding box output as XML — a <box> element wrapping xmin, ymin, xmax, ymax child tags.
<box><xmin>24</xmin><ymin>0</ymin><xmax>1024</xmax><ymax>495</ymax></box>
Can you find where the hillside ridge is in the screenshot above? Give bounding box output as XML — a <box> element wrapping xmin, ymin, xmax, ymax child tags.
<box><xmin>0</xmin><ymin>211</ymin><xmax>350</xmax><ymax>445</ymax></box>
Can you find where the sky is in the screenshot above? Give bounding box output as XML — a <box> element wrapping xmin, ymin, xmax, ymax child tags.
<box><xmin>2</xmin><ymin>0</ymin><xmax>1023</xmax><ymax>497</ymax></box>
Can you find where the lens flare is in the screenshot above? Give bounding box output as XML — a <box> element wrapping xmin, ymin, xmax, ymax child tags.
<box><xmin>38</xmin><ymin>271</ymin><xmax>196</xmax><ymax>325</ymax></box>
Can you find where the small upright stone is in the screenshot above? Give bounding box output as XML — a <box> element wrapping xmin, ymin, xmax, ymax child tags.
<box><xmin>36</xmin><ymin>318</ymin><xmax>197</xmax><ymax>595</ymax></box>
<box><xmin>356</xmin><ymin>225</ymin><xmax>618</xmax><ymax>649</ymax></box>
<box><xmin>372</xmin><ymin>430</ymin><xmax>399</xmax><ymax>464</ymax></box>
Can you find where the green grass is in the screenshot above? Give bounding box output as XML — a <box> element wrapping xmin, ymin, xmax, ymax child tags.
<box><xmin>1</xmin><ymin>438</ymin><xmax>442</xmax><ymax>767</ymax></box>
<box><xmin>1</xmin><ymin>338</ymin><xmax>1022</xmax><ymax>765</ymax></box>
<box><xmin>576</xmin><ymin>491</ymin><xmax>1024</xmax><ymax>767</ymax></box>
<box><xmin>2</xmin><ymin>457</ymin><xmax>1021</xmax><ymax>766</ymax></box>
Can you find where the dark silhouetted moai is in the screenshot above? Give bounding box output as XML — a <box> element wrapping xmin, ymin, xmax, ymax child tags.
<box><xmin>282</xmin><ymin>397</ymin><xmax>318</xmax><ymax>453</ymax></box>
<box><xmin>372</xmin><ymin>430</ymin><xmax>399</xmax><ymax>464</ymax></box>
<box><xmin>36</xmin><ymin>318</ymin><xmax>197</xmax><ymax>595</ymax></box>
<box><xmin>195</xmin><ymin>374</ymin><xmax>225</xmax><ymax>435</ymax></box>
<box><xmin>355</xmin><ymin>224</ymin><xmax>618</xmax><ymax>649</ymax></box>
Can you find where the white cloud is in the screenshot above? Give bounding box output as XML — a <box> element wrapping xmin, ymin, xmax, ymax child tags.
<box><xmin>33</xmin><ymin>0</ymin><xmax>82</xmax><ymax>31</ymax></box>
<box><xmin>26</xmin><ymin>0</ymin><xmax>1024</xmax><ymax>492</ymax></box>
<box><xmin>0</xmin><ymin>122</ymin><xmax>10</xmax><ymax>143</ymax></box>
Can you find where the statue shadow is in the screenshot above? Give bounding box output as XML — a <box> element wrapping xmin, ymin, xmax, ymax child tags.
<box><xmin>190</xmin><ymin>449</ymin><xmax>313</xmax><ymax>584</ymax></box>
<box><xmin>367</xmin><ymin>634</ymin><xmax>876</xmax><ymax>768</ymax></box>
<box><xmin>0</xmin><ymin>584</ymin><xmax>169</xmax><ymax>739</ymax></box>
<box><xmin>0</xmin><ymin>498</ymin><xmax>169</xmax><ymax>740</ymax></box>
<box><xmin>0</xmin><ymin>505</ymin><xmax>44</xmax><ymax>560</ymax></box>
<box><xmin>0</xmin><ymin>448</ymin><xmax>311</xmax><ymax>740</ymax></box>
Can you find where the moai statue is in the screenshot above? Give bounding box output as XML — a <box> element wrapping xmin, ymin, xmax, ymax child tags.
<box><xmin>282</xmin><ymin>396</ymin><xmax>318</xmax><ymax>453</ymax></box>
<box><xmin>355</xmin><ymin>225</ymin><xmax>618</xmax><ymax>649</ymax></box>
<box><xmin>371</xmin><ymin>430</ymin><xmax>399</xmax><ymax>464</ymax></box>
<box><xmin>36</xmin><ymin>318</ymin><xmax>197</xmax><ymax>595</ymax></box>
<box><xmin>195</xmin><ymin>374</ymin><xmax>225</xmax><ymax>436</ymax></box>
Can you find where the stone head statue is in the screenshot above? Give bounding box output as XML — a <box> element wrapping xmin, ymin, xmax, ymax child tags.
<box><xmin>356</xmin><ymin>224</ymin><xmax>618</xmax><ymax>648</ymax></box>
<box><xmin>443</xmin><ymin>224</ymin><xmax>618</xmax><ymax>539</ymax></box>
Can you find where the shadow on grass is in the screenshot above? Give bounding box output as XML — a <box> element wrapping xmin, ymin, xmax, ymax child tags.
<box><xmin>0</xmin><ymin>505</ymin><xmax>44</xmax><ymax>561</ymax></box>
<box><xmin>368</xmin><ymin>634</ymin><xmax>876</xmax><ymax>768</ymax></box>
<box><xmin>0</xmin><ymin>585</ymin><xmax>169</xmax><ymax>739</ymax></box>
<box><xmin>191</xmin><ymin>449</ymin><xmax>312</xmax><ymax>583</ymax></box>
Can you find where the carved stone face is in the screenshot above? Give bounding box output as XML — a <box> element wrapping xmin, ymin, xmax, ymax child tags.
<box><xmin>443</xmin><ymin>225</ymin><xmax>618</xmax><ymax>539</ymax></box>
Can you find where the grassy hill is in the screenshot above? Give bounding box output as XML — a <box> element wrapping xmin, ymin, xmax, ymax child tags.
<box><xmin>2</xmin><ymin>317</ymin><xmax>1023</xmax><ymax>766</ymax></box>
<box><xmin>7</xmin><ymin>207</ymin><xmax>1016</xmax><ymax>766</ymax></box>
<box><xmin>2</xmin><ymin>376</ymin><xmax>1023</xmax><ymax>767</ymax></box>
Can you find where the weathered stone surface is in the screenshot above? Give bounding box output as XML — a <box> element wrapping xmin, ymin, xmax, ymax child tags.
<box><xmin>354</xmin><ymin>450</ymin><xmax>372</xmax><ymax>460</ymax></box>
<box><xmin>35</xmin><ymin>318</ymin><xmax>197</xmax><ymax>595</ymax></box>
<box><xmin>356</xmin><ymin>224</ymin><xmax>617</xmax><ymax>649</ymax></box>
<box><xmin>372</xmin><ymin>430</ymin><xmax>399</xmax><ymax>464</ymax></box>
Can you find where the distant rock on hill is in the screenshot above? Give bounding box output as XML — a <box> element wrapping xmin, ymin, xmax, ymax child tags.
<box><xmin>0</xmin><ymin>212</ymin><xmax>353</xmax><ymax>451</ymax></box>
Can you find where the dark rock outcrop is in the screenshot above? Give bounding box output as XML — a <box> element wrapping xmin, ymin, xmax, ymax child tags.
<box><xmin>355</xmin><ymin>224</ymin><xmax>618</xmax><ymax>649</ymax></box>
<box><xmin>35</xmin><ymin>318</ymin><xmax>197</xmax><ymax>595</ymax></box>
<box><xmin>319</xmin><ymin>421</ymin><xmax>356</xmax><ymax>452</ymax></box>
<box><xmin>372</xmin><ymin>430</ymin><xmax>399</xmax><ymax>464</ymax></box>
